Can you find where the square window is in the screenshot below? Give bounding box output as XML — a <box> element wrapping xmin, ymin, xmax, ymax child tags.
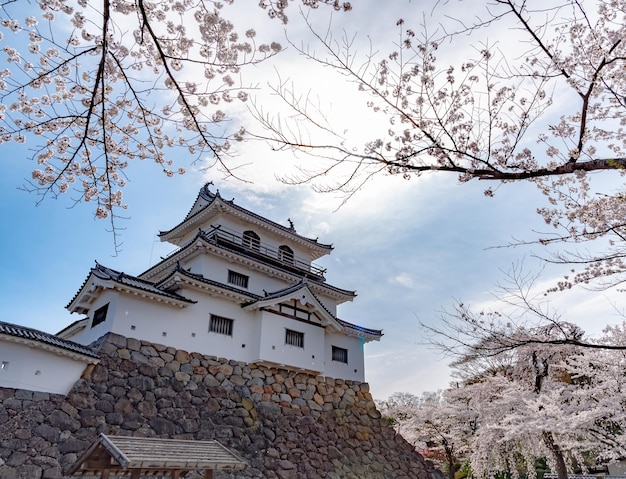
<box><xmin>332</xmin><ymin>346</ymin><xmax>348</xmax><ymax>364</ymax></box>
<box><xmin>209</xmin><ymin>315</ymin><xmax>234</xmax><ymax>336</ymax></box>
<box><xmin>91</xmin><ymin>303</ymin><xmax>109</xmax><ymax>328</ymax></box>
<box><xmin>228</xmin><ymin>270</ymin><xmax>249</xmax><ymax>289</ymax></box>
<box><xmin>285</xmin><ymin>329</ymin><xmax>304</xmax><ymax>348</ymax></box>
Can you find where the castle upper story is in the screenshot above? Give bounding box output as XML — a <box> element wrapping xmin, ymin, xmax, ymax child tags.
<box><xmin>59</xmin><ymin>185</ymin><xmax>382</xmax><ymax>381</ymax></box>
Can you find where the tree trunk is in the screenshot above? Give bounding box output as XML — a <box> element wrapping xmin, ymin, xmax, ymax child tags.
<box><xmin>445</xmin><ymin>446</ymin><xmax>455</xmax><ymax>479</ymax></box>
<box><xmin>542</xmin><ymin>431</ymin><xmax>568</xmax><ymax>479</ymax></box>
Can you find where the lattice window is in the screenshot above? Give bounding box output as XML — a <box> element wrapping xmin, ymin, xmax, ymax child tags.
<box><xmin>209</xmin><ymin>315</ymin><xmax>234</xmax><ymax>336</ymax></box>
<box><xmin>332</xmin><ymin>346</ymin><xmax>348</xmax><ymax>364</ymax></box>
<box><xmin>285</xmin><ymin>329</ymin><xmax>304</xmax><ymax>348</ymax></box>
<box><xmin>228</xmin><ymin>270</ymin><xmax>249</xmax><ymax>289</ymax></box>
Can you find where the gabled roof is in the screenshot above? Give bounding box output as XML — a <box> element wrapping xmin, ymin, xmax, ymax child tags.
<box><xmin>243</xmin><ymin>281</ymin><xmax>343</xmax><ymax>332</ymax></box>
<box><xmin>67</xmin><ymin>263</ymin><xmax>196</xmax><ymax>315</ymax></box>
<box><xmin>0</xmin><ymin>321</ymin><xmax>99</xmax><ymax>361</ymax></box>
<box><xmin>69</xmin><ymin>433</ymin><xmax>247</xmax><ymax>475</ymax></box>
<box><xmin>158</xmin><ymin>184</ymin><xmax>332</xmax><ymax>257</ymax></box>
<box><xmin>243</xmin><ymin>282</ymin><xmax>382</xmax><ymax>342</ymax></box>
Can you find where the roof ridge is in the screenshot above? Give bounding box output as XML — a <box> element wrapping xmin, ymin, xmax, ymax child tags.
<box><xmin>160</xmin><ymin>184</ymin><xmax>333</xmax><ymax>249</ymax></box>
<box><xmin>0</xmin><ymin>320</ymin><xmax>100</xmax><ymax>358</ymax></box>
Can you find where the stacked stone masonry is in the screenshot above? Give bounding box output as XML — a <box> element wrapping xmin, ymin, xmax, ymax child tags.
<box><xmin>0</xmin><ymin>333</ymin><xmax>442</xmax><ymax>479</ymax></box>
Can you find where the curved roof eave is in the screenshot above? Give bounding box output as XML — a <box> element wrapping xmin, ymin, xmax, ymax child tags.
<box><xmin>158</xmin><ymin>185</ymin><xmax>333</xmax><ymax>255</ymax></box>
<box><xmin>67</xmin><ymin>263</ymin><xmax>196</xmax><ymax>314</ymax></box>
<box><xmin>0</xmin><ymin>320</ymin><xmax>100</xmax><ymax>362</ymax></box>
<box><xmin>140</xmin><ymin>234</ymin><xmax>356</xmax><ymax>303</ymax></box>
<box><xmin>337</xmin><ymin>319</ymin><xmax>383</xmax><ymax>343</ymax></box>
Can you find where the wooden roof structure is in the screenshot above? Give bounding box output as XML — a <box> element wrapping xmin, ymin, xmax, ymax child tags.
<box><xmin>68</xmin><ymin>434</ymin><xmax>247</xmax><ymax>478</ymax></box>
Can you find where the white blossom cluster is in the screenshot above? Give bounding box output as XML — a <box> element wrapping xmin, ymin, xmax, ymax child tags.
<box><xmin>0</xmin><ymin>0</ymin><xmax>297</xmax><ymax>221</ymax></box>
<box><xmin>381</xmin><ymin>321</ymin><xmax>626</xmax><ymax>479</ymax></box>
<box><xmin>258</xmin><ymin>0</ymin><xmax>626</xmax><ymax>291</ymax></box>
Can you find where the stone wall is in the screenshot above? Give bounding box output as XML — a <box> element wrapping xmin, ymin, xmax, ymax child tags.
<box><xmin>0</xmin><ymin>333</ymin><xmax>441</xmax><ymax>479</ymax></box>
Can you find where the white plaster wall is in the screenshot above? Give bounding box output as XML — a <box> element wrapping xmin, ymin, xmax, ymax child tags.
<box><xmin>68</xmin><ymin>287</ymin><xmax>366</xmax><ymax>379</ymax></box>
<box><xmin>181</xmin><ymin>254</ymin><xmax>342</xmax><ymax>317</ymax></box>
<box><xmin>0</xmin><ymin>340</ymin><xmax>88</xmax><ymax>395</ymax></box>
<box><xmin>68</xmin><ymin>289</ymin><xmax>264</xmax><ymax>363</ymax></box>
<box><xmin>257</xmin><ymin>310</ymin><xmax>325</xmax><ymax>372</ymax></box>
<box><xmin>324</xmin><ymin>332</ymin><xmax>366</xmax><ymax>382</ymax></box>
<box><xmin>182</xmin><ymin>254</ymin><xmax>292</xmax><ymax>297</ymax></box>
<box><xmin>67</xmin><ymin>291</ymin><xmax>119</xmax><ymax>345</ymax></box>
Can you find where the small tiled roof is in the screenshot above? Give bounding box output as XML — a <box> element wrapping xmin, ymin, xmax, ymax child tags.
<box><xmin>337</xmin><ymin>318</ymin><xmax>383</xmax><ymax>338</ymax></box>
<box><xmin>69</xmin><ymin>434</ymin><xmax>247</xmax><ymax>475</ymax></box>
<box><xmin>67</xmin><ymin>262</ymin><xmax>196</xmax><ymax>311</ymax></box>
<box><xmin>142</xmin><ymin>231</ymin><xmax>355</xmax><ymax>301</ymax></box>
<box><xmin>0</xmin><ymin>321</ymin><xmax>99</xmax><ymax>359</ymax></box>
<box><xmin>159</xmin><ymin>184</ymin><xmax>333</xmax><ymax>250</ymax></box>
<box><xmin>91</xmin><ymin>263</ymin><xmax>195</xmax><ymax>303</ymax></box>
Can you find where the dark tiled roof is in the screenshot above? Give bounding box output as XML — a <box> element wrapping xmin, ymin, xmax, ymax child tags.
<box><xmin>159</xmin><ymin>184</ymin><xmax>333</xmax><ymax>250</ymax></box>
<box><xmin>336</xmin><ymin>318</ymin><xmax>383</xmax><ymax>338</ymax></box>
<box><xmin>67</xmin><ymin>263</ymin><xmax>196</xmax><ymax>309</ymax></box>
<box><xmin>0</xmin><ymin>321</ymin><xmax>100</xmax><ymax>359</ymax></box>
<box><xmin>142</xmin><ymin>232</ymin><xmax>355</xmax><ymax>300</ymax></box>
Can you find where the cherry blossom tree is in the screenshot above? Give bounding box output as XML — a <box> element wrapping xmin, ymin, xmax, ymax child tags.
<box><xmin>378</xmin><ymin>390</ymin><xmax>477</xmax><ymax>479</ymax></box>
<box><xmin>0</xmin><ymin>0</ymin><xmax>350</xmax><ymax>249</ymax></box>
<box><xmin>441</xmin><ymin>321</ymin><xmax>626</xmax><ymax>479</ymax></box>
<box><xmin>252</xmin><ymin>0</ymin><xmax>626</xmax><ymax>290</ymax></box>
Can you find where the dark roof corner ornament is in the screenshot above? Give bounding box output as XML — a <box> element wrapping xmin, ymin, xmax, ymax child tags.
<box><xmin>201</xmin><ymin>181</ymin><xmax>215</xmax><ymax>197</ymax></box>
<box><xmin>287</xmin><ymin>218</ymin><xmax>295</xmax><ymax>231</ymax></box>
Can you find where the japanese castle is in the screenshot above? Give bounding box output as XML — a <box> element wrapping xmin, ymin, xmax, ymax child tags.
<box><xmin>59</xmin><ymin>184</ymin><xmax>382</xmax><ymax>381</ymax></box>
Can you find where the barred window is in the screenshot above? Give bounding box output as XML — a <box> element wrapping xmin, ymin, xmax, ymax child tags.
<box><xmin>332</xmin><ymin>346</ymin><xmax>348</xmax><ymax>364</ymax></box>
<box><xmin>285</xmin><ymin>329</ymin><xmax>304</xmax><ymax>348</ymax></box>
<box><xmin>228</xmin><ymin>270</ymin><xmax>249</xmax><ymax>289</ymax></box>
<box><xmin>209</xmin><ymin>315</ymin><xmax>234</xmax><ymax>336</ymax></box>
<box><xmin>92</xmin><ymin>303</ymin><xmax>109</xmax><ymax>328</ymax></box>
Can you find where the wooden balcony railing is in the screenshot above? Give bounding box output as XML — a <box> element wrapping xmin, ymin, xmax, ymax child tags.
<box><xmin>203</xmin><ymin>226</ymin><xmax>326</xmax><ymax>280</ymax></box>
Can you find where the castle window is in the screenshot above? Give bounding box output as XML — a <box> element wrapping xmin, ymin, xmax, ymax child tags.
<box><xmin>209</xmin><ymin>315</ymin><xmax>234</xmax><ymax>336</ymax></box>
<box><xmin>228</xmin><ymin>270</ymin><xmax>249</xmax><ymax>289</ymax></box>
<box><xmin>278</xmin><ymin>245</ymin><xmax>294</xmax><ymax>265</ymax></box>
<box><xmin>332</xmin><ymin>346</ymin><xmax>348</xmax><ymax>364</ymax></box>
<box><xmin>285</xmin><ymin>329</ymin><xmax>304</xmax><ymax>348</ymax></box>
<box><xmin>91</xmin><ymin>303</ymin><xmax>109</xmax><ymax>328</ymax></box>
<box><xmin>242</xmin><ymin>230</ymin><xmax>261</xmax><ymax>251</ymax></box>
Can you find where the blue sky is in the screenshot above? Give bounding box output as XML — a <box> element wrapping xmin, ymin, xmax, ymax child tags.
<box><xmin>1</xmin><ymin>0</ymin><xmax>623</xmax><ymax>400</ymax></box>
